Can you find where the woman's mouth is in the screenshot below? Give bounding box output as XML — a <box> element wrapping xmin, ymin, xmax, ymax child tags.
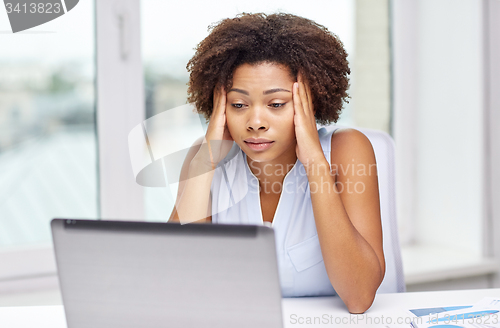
<box><xmin>244</xmin><ymin>138</ymin><xmax>275</xmax><ymax>151</ymax></box>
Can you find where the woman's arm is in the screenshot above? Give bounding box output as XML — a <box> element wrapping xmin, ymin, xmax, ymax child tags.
<box><xmin>168</xmin><ymin>136</ymin><xmax>213</xmax><ymax>223</ymax></box>
<box><xmin>292</xmin><ymin>75</ymin><xmax>384</xmax><ymax>313</ymax></box>
<box><xmin>307</xmin><ymin>128</ymin><xmax>384</xmax><ymax>314</ymax></box>
<box><xmin>169</xmin><ymin>87</ymin><xmax>232</xmax><ymax>224</ymax></box>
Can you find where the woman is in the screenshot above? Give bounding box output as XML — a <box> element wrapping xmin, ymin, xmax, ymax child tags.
<box><xmin>169</xmin><ymin>13</ymin><xmax>384</xmax><ymax>313</ymax></box>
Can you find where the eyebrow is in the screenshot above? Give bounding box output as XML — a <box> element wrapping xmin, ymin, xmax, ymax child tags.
<box><xmin>228</xmin><ymin>88</ymin><xmax>249</xmax><ymax>95</ymax></box>
<box><xmin>228</xmin><ymin>88</ymin><xmax>291</xmax><ymax>95</ymax></box>
<box><xmin>263</xmin><ymin>88</ymin><xmax>291</xmax><ymax>95</ymax></box>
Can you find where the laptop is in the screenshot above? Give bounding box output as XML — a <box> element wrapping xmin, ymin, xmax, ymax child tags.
<box><xmin>51</xmin><ymin>219</ymin><xmax>283</xmax><ymax>328</ymax></box>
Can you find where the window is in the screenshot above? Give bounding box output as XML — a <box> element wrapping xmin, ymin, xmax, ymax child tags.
<box><xmin>0</xmin><ymin>0</ymin><xmax>97</xmax><ymax>288</ymax></box>
<box><xmin>391</xmin><ymin>0</ymin><xmax>497</xmax><ymax>289</ymax></box>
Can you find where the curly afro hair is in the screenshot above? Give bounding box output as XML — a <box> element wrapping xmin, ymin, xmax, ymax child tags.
<box><xmin>186</xmin><ymin>12</ymin><xmax>350</xmax><ymax>125</ymax></box>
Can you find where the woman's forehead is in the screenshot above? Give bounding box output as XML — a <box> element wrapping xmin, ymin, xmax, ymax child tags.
<box><xmin>231</xmin><ymin>62</ymin><xmax>295</xmax><ymax>88</ymax></box>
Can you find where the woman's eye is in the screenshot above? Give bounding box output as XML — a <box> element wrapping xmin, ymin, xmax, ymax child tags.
<box><xmin>231</xmin><ymin>103</ymin><xmax>245</xmax><ymax>109</ymax></box>
<box><xmin>270</xmin><ymin>103</ymin><xmax>286</xmax><ymax>108</ymax></box>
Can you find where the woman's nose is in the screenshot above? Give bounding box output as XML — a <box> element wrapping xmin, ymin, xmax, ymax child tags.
<box><xmin>246</xmin><ymin>107</ymin><xmax>269</xmax><ymax>131</ymax></box>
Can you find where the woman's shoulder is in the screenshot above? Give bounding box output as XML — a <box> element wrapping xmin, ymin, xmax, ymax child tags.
<box><xmin>329</xmin><ymin>127</ymin><xmax>376</xmax><ymax>174</ymax></box>
<box><xmin>330</xmin><ymin>127</ymin><xmax>372</xmax><ymax>148</ymax></box>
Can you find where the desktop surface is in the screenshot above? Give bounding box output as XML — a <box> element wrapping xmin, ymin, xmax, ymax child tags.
<box><xmin>2</xmin><ymin>288</ymin><xmax>500</xmax><ymax>328</ymax></box>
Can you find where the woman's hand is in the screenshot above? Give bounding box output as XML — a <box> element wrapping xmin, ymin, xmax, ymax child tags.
<box><xmin>193</xmin><ymin>85</ymin><xmax>233</xmax><ymax>171</ymax></box>
<box><xmin>293</xmin><ymin>73</ymin><xmax>327</xmax><ymax>172</ymax></box>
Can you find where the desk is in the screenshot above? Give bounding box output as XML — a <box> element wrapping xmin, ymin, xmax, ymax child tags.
<box><xmin>1</xmin><ymin>288</ymin><xmax>499</xmax><ymax>327</ymax></box>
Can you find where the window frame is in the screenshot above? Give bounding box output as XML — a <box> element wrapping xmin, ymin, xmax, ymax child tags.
<box><xmin>483</xmin><ymin>0</ymin><xmax>500</xmax><ymax>285</ymax></box>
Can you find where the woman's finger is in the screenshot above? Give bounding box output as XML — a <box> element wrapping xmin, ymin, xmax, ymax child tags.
<box><xmin>211</xmin><ymin>88</ymin><xmax>219</xmax><ymax>120</ymax></box>
<box><xmin>293</xmin><ymin>82</ymin><xmax>304</xmax><ymax>119</ymax></box>
<box><xmin>211</xmin><ymin>86</ymin><xmax>227</xmax><ymax>126</ymax></box>
<box><xmin>218</xmin><ymin>86</ymin><xmax>226</xmax><ymax>115</ymax></box>
<box><xmin>298</xmin><ymin>75</ymin><xmax>311</xmax><ymax>119</ymax></box>
<box><xmin>304</xmin><ymin>80</ymin><xmax>316</xmax><ymax>125</ymax></box>
<box><xmin>297</xmin><ymin>72</ymin><xmax>307</xmax><ymax>105</ymax></box>
<box><xmin>297</xmin><ymin>72</ymin><xmax>308</xmax><ymax>113</ymax></box>
<box><xmin>298</xmin><ymin>73</ymin><xmax>316</xmax><ymax>126</ymax></box>
<box><xmin>304</xmin><ymin>79</ymin><xmax>313</xmax><ymax>112</ymax></box>
<box><xmin>213</xmin><ymin>86</ymin><xmax>223</xmax><ymax>115</ymax></box>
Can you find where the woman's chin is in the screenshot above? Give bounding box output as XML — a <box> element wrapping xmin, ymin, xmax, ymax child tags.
<box><xmin>244</xmin><ymin>152</ymin><xmax>274</xmax><ymax>163</ymax></box>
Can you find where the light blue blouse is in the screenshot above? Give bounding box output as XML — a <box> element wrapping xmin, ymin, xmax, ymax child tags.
<box><xmin>210</xmin><ymin>126</ymin><xmax>340</xmax><ymax>297</ymax></box>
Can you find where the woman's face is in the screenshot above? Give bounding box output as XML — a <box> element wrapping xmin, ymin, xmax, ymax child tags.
<box><xmin>226</xmin><ymin>62</ymin><xmax>296</xmax><ymax>163</ymax></box>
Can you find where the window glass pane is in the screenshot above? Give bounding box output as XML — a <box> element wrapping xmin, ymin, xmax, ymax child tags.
<box><xmin>413</xmin><ymin>1</ymin><xmax>483</xmax><ymax>254</ymax></box>
<box><xmin>0</xmin><ymin>1</ymin><xmax>97</xmax><ymax>247</ymax></box>
<box><xmin>141</xmin><ymin>0</ymin><xmax>355</xmax><ymax>221</ymax></box>
<box><xmin>392</xmin><ymin>0</ymin><xmax>484</xmax><ymax>271</ymax></box>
